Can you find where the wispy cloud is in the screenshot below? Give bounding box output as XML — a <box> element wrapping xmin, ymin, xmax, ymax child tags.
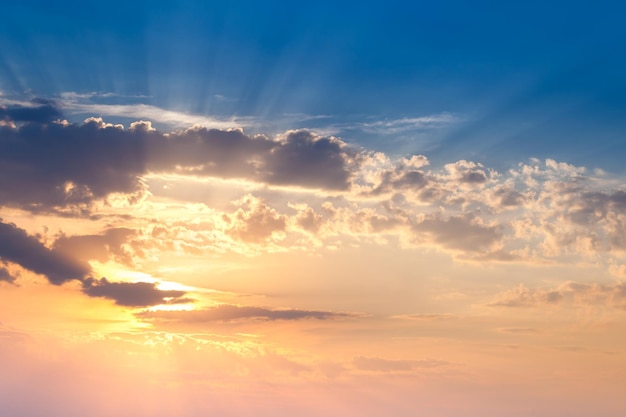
<box><xmin>488</xmin><ymin>281</ymin><xmax>626</xmax><ymax>309</ymax></box>
<box><xmin>136</xmin><ymin>304</ymin><xmax>353</xmax><ymax>323</ymax></box>
<box><xmin>60</xmin><ymin>101</ymin><xmax>253</xmax><ymax>130</ymax></box>
<box><xmin>311</xmin><ymin>113</ymin><xmax>461</xmax><ymax>136</ymax></box>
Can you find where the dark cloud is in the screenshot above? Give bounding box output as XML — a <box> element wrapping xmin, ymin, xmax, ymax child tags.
<box><xmin>82</xmin><ymin>278</ymin><xmax>193</xmax><ymax>307</ymax></box>
<box><xmin>369</xmin><ymin>169</ymin><xmax>429</xmax><ymax>196</ymax></box>
<box><xmin>0</xmin><ymin>110</ymin><xmax>359</xmax><ymax>213</ymax></box>
<box><xmin>493</xmin><ymin>187</ymin><xmax>525</xmax><ymax>207</ymax></box>
<box><xmin>0</xmin><ymin>117</ymin><xmax>147</xmax><ymax>210</ymax></box>
<box><xmin>260</xmin><ymin>130</ymin><xmax>357</xmax><ymax>190</ymax></box>
<box><xmin>0</xmin><ymin>100</ymin><xmax>62</xmax><ymax>123</ymax></box>
<box><xmin>0</xmin><ymin>266</ymin><xmax>16</xmax><ymax>284</ymax></box>
<box><xmin>136</xmin><ymin>304</ymin><xmax>351</xmax><ymax>323</ymax></box>
<box><xmin>564</xmin><ymin>190</ymin><xmax>626</xmax><ymax>226</ymax></box>
<box><xmin>0</xmin><ymin>220</ymin><xmax>190</xmax><ymax>306</ymax></box>
<box><xmin>150</xmin><ymin>126</ymin><xmax>273</xmax><ymax>179</ymax></box>
<box><xmin>459</xmin><ymin>170</ymin><xmax>487</xmax><ymax>184</ymax></box>
<box><xmin>0</xmin><ymin>220</ymin><xmax>90</xmax><ymax>284</ymax></box>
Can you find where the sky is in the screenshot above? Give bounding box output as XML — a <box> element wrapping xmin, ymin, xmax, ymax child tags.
<box><xmin>1</xmin><ymin>1</ymin><xmax>626</xmax><ymax>416</ymax></box>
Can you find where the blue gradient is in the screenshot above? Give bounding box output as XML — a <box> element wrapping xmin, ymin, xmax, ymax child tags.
<box><xmin>1</xmin><ymin>0</ymin><xmax>625</xmax><ymax>171</ymax></box>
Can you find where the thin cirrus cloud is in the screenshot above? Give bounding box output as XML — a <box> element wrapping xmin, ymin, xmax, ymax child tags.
<box><xmin>59</xmin><ymin>99</ymin><xmax>254</xmax><ymax>130</ymax></box>
<box><xmin>136</xmin><ymin>303</ymin><xmax>353</xmax><ymax>323</ymax></box>
<box><xmin>51</xmin><ymin>93</ymin><xmax>460</xmax><ymax>141</ymax></box>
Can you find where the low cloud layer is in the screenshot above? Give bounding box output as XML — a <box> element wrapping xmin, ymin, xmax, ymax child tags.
<box><xmin>0</xmin><ymin>220</ymin><xmax>190</xmax><ymax>307</ymax></box>
<box><xmin>136</xmin><ymin>304</ymin><xmax>352</xmax><ymax>323</ymax></box>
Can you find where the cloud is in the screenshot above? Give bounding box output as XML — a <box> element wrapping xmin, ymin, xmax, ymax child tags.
<box><xmin>0</xmin><ymin>99</ymin><xmax>62</xmax><ymax>123</ymax></box>
<box><xmin>367</xmin><ymin>166</ymin><xmax>429</xmax><ymax>196</ymax></box>
<box><xmin>412</xmin><ymin>214</ymin><xmax>502</xmax><ymax>253</ymax></box>
<box><xmin>392</xmin><ymin>313</ymin><xmax>456</xmax><ymax>321</ymax></box>
<box><xmin>352</xmin><ymin>356</ymin><xmax>449</xmax><ymax>372</ymax></box>
<box><xmin>53</xmin><ymin>228</ymin><xmax>139</xmax><ymax>265</ymax></box>
<box><xmin>0</xmin><ymin>105</ymin><xmax>359</xmax><ymax>213</ymax></box>
<box><xmin>57</xmin><ymin>96</ymin><xmax>252</xmax><ymax>130</ymax></box>
<box><xmin>488</xmin><ymin>281</ymin><xmax>626</xmax><ymax>309</ymax></box>
<box><xmin>293</xmin><ymin>204</ymin><xmax>325</xmax><ymax>233</ymax></box>
<box><xmin>4</xmin><ymin>101</ymin><xmax>626</xmax><ymax>269</ymax></box>
<box><xmin>136</xmin><ymin>304</ymin><xmax>352</xmax><ymax>323</ymax></box>
<box><xmin>260</xmin><ymin>130</ymin><xmax>358</xmax><ymax>190</ymax></box>
<box><xmin>224</xmin><ymin>195</ymin><xmax>287</xmax><ymax>243</ymax></box>
<box><xmin>0</xmin><ymin>220</ymin><xmax>90</xmax><ymax>285</ymax></box>
<box><xmin>0</xmin><ymin>266</ymin><xmax>17</xmax><ymax>284</ymax></box>
<box><xmin>324</xmin><ymin>113</ymin><xmax>459</xmax><ymax>136</ymax></box>
<box><xmin>444</xmin><ymin>160</ymin><xmax>490</xmax><ymax>185</ymax></box>
<box><xmin>82</xmin><ymin>278</ymin><xmax>193</xmax><ymax>307</ymax></box>
<box><xmin>0</xmin><ymin>116</ymin><xmax>147</xmax><ymax>210</ymax></box>
<box><xmin>0</xmin><ymin>220</ymin><xmax>190</xmax><ymax>306</ymax></box>
<box><xmin>496</xmin><ymin>327</ymin><xmax>540</xmax><ymax>334</ymax></box>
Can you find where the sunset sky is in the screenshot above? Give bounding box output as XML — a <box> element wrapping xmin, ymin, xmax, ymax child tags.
<box><xmin>1</xmin><ymin>1</ymin><xmax>626</xmax><ymax>416</ymax></box>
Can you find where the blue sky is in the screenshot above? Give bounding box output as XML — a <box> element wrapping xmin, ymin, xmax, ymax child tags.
<box><xmin>2</xmin><ymin>0</ymin><xmax>626</xmax><ymax>170</ymax></box>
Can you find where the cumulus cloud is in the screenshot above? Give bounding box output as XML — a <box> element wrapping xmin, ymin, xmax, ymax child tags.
<box><xmin>0</xmin><ymin>104</ymin><xmax>358</xmax><ymax>213</ymax></box>
<box><xmin>261</xmin><ymin>130</ymin><xmax>357</xmax><ymax>190</ymax></box>
<box><xmin>412</xmin><ymin>214</ymin><xmax>502</xmax><ymax>253</ymax></box>
<box><xmin>444</xmin><ymin>160</ymin><xmax>490</xmax><ymax>185</ymax></box>
<box><xmin>0</xmin><ymin>116</ymin><xmax>147</xmax><ymax>211</ymax></box>
<box><xmin>136</xmin><ymin>304</ymin><xmax>352</xmax><ymax>323</ymax></box>
<box><xmin>224</xmin><ymin>195</ymin><xmax>287</xmax><ymax>243</ymax></box>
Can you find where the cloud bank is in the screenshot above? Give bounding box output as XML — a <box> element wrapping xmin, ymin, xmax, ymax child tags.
<box><xmin>3</xmin><ymin>99</ymin><xmax>626</xmax><ymax>311</ymax></box>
